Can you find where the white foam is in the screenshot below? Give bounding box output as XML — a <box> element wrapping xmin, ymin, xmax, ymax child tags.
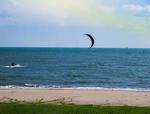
<box><xmin>69</xmin><ymin>87</ymin><xmax>150</xmax><ymax>92</ymax></box>
<box><xmin>3</xmin><ymin>64</ymin><xmax>25</xmax><ymax>68</ymax></box>
<box><xmin>0</xmin><ymin>85</ymin><xmax>150</xmax><ymax>92</ymax></box>
<box><xmin>25</xmin><ymin>83</ymin><xmax>38</xmax><ymax>87</ymax></box>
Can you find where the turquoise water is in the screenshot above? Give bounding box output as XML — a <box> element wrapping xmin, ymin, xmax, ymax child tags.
<box><xmin>0</xmin><ymin>48</ymin><xmax>150</xmax><ymax>90</ymax></box>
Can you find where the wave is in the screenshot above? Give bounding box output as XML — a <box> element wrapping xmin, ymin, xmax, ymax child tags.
<box><xmin>1</xmin><ymin>85</ymin><xmax>150</xmax><ymax>92</ymax></box>
<box><xmin>3</xmin><ymin>64</ymin><xmax>25</xmax><ymax>68</ymax></box>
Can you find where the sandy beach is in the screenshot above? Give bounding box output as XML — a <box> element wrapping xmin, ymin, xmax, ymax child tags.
<box><xmin>0</xmin><ymin>89</ymin><xmax>150</xmax><ymax>106</ymax></box>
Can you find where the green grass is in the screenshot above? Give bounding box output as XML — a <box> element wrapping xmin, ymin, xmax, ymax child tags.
<box><xmin>0</xmin><ymin>102</ymin><xmax>150</xmax><ymax>114</ymax></box>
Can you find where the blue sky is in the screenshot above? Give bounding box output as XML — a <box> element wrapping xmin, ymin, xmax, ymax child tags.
<box><xmin>0</xmin><ymin>0</ymin><xmax>150</xmax><ymax>48</ymax></box>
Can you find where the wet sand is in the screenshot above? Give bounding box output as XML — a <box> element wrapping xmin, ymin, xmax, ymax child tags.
<box><xmin>0</xmin><ymin>89</ymin><xmax>150</xmax><ymax>106</ymax></box>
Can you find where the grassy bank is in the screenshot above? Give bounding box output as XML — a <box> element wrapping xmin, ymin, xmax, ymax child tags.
<box><xmin>0</xmin><ymin>102</ymin><xmax>150</xmax><ymax>114</ymax></box>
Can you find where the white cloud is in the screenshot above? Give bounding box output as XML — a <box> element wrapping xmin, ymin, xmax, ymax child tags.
<box><xmin>95</xmin><ymin>4</ymin><xmax>115</xmax><ymax>12</ymax></box>
<box><xmin>124</xmin><ymin>4</ymin><xmax>150</xmax><ymax>13</ymax></box>
<box><xmin>0</xmin><ymin>0</ymin><xmax>149</xmax><ymax>35</ymax></box>
<box><xmin>0</xmin><ymin>0</ymin><xmax>115</xmax><ymax>26</ymax></box>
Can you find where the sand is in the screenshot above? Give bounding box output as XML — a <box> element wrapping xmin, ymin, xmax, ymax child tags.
<box><xmin>0</xmin><ymin>89</ymin><xmax>150</xmax><ymax>106</ymax></box>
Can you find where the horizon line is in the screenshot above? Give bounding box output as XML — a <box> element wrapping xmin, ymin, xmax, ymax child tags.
<box><xmin>1</xmin><ymin>47</ymin><xmax>150</xmax><ymax>49</ymax></box>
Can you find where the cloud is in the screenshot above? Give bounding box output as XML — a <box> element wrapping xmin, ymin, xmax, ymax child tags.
<box><xmin>0</xmin><ymin>0</ymin><xmax>115</xmax><ymax>26</ymax></box>
<box><xmin>0</xmin><ymin>0</ymin><xmax>149</xmax><ymax>35</ymax></box>
<box><xmin>124</xmin><ymin>4</ymin><xmax>150</xmax><ymax>13</ymax></box>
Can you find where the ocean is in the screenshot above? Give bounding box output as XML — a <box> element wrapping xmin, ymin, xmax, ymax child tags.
<box><xmin>0</xmin><ymin>48</ymin><xmax>150</xmax><ymax>91</ymax></box>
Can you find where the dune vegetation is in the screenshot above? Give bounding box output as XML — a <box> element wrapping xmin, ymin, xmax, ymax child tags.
<box><xmin>0</xmin><ymin>101</ymin><xmax>150</xmax><ymax>114</ymax></box>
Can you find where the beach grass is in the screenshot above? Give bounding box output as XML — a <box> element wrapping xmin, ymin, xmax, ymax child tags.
<box><xmin>0</xmin><ymin>102</ymin><xmax>150</xmax><ymax>114</ymax></box>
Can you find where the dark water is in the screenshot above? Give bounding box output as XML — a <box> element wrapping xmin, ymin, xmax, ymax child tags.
<box><xmin>0</xmin><ymin>48</ymin><xmax>150</xmax><ymax>90</ymax></box>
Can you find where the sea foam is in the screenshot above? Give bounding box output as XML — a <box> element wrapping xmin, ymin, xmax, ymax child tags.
<box><xmin>0</xmin><ymin>85</ymin><xmax>150</xmax><ymax>92</ymax></box>
<box><xmin>3</xmin><ymin>64</ymin><xmax>25</xmax><ymax>68</ymax></box>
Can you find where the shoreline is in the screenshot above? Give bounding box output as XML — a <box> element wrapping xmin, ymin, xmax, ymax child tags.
<box><xmin>1</xmin><ymin>85</ymin><xmax>150</xmax><ymax>92</ymax></box>
<box><xmin>0</xmin><ymin>89</ymin><xmax>150</xmax><ymax>106</ymax></box>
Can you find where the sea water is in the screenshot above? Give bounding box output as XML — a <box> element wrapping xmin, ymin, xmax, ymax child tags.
<box><xmin>0</xmin><ymin>48</ymin><xmax>150</xmax><ymax>91</ymax></box>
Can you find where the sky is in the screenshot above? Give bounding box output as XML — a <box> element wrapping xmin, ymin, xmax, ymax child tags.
<box><xmin>0</xmin><ymin>0</ymin><xmax>150</xmax><ymax>48</ymax></box>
